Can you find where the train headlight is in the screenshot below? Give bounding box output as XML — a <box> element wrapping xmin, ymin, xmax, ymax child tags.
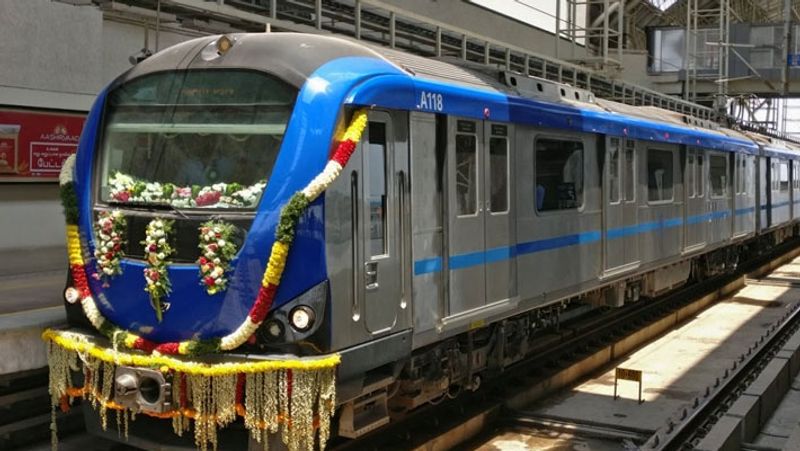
<box><xmin>264</xmin><ymin>319</ymin><xmax>284</xmax><ymax>339</ymax></box>
<box><xmin>289</xmin><ymin>306</ymin><xmax>315</xmax><ymax>332</ymax></box>
<box><xmin>64</xmin><ymin>287</ymin><xmax>80</xmax><ymax>304</ymax></box>
<box><xmin>217</xmin><ymin>35</ymin><xmax>233</xmax><ymax>55</ymax></box>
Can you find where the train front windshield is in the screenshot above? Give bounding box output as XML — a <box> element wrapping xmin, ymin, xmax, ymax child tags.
<box><xmin>98</xmin><ymin>70</ymin><xmax>296</xmax><ymax>210</ymax></box>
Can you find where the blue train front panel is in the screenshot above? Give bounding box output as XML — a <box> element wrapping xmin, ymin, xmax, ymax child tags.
<box><xmin>68</xmin><ymin>33</ymin><xmax>407</xmax><ymax>352</ymax></box>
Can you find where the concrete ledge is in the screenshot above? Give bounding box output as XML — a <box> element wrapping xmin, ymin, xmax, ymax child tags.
<box><xmin>725</xmin><ymin>394</ymin><xmax>761</xmax><ymax>442</ymax></box>
<box><xmin>776</xmin><ymin>349</ymin><xmax>800</xmax><ymax>379</ymax></box>
<box><xmin>695</xmin><ymin>415</ymin><xmax>742</xmax><ymax>451</ymax></box>
<box><xmin>744</xmin><ymin>358</ymin><xmax>791</xmax><ymax>421</ymax></box>
<box><xmin>0</xmin><ymin>306</ymin><xmax>65</xmax><ymax>375</ymax></box>
<box><xmin>0</xmin><ymin>306</ymin><xmax>65</xmax><ymax>332</ymax></box>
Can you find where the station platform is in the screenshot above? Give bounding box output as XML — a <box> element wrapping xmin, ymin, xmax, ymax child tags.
<box><xmin>474</xmin><ymin>257</ymin><xmax>800</xmax><ymax>450</ymax></box>
<box><xmin>0</xmin><ymin>247</ymin><xmax>66</xmax><ymax>376</ymax></box>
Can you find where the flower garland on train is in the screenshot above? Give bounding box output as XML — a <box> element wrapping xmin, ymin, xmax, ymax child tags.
<box><xmin>197</xmin><ymin>221</ymin><xmax>237</xmax><ymax>295</ymax></box>
<box><xmin>45</xmin><ymin>108</ymin><xmax>368</xmax><ymax>451</ymax></box>
<box><xmin>93</xmin><ymin>210</ymin><xmax>126</xmax><ymax>282</ymax></box>
<box><xmin>109</xmin><ymin>173</ymin><xmax>266</xmax><ymax>209</ymax></box>
<box><xmin>142</xmin><ymin>218</ymin><xmax>174</xmax><ymax>321</ymax></box>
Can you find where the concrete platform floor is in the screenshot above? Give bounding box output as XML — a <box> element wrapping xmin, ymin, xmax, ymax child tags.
<box><xmin>478</xmin><ymin>258</ymin><xmax>800</xmax><ymax>449</ymax></box>
<box><xmin>472</xmin><ymin>428</ymin><xmax>627</xmax><ymax>451</ymax></box>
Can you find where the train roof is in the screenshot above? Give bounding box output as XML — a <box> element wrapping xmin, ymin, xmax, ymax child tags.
<box><xmin>117</xmin><ymin>32</ymin><xmax>799</xmax><ymax>157</ymax></box>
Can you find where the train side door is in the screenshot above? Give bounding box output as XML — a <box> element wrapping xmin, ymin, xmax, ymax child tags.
<box><xmin>447</xmin><ymin>118</ymin><xmax>515</xmax><ymax>318</ymax></box>
<box><xmin>685</xmin><ymin>148</ymin><xmax>706</xmax><ymax>251</ymax></box>
<box><xmin>733</xmin><ymin>153</ymin><xmax>753</xmax><ymax>237</ymax></box>
<box><xmin>603</xmin><ymin>137</ymin><xmax>639</xmax><ymax>273</ymax></box>
<box><xmin>483</xmin><ymin>122</ymin><xmax>515</xmax><ymax>306</ymax></box>
<box><xmin>358</xmin><ymin>111</ymin><xmax>403</xmax><ymax>335</ymax></box>
<box><xmin>447</xmin><ymin>119</ymin><xmax>485</xmax><ymax>315</ymax></box>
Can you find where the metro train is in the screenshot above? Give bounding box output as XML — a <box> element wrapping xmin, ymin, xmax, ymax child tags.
<box><xmin>51</xmin><ymin>32</ymin><xmax>800</xmax><ymax>449</ymax></box>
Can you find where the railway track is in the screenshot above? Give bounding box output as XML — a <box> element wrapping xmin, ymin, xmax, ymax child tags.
<box><xmin>641</xmin><ymin>279</ymin><xmax>800</xmax><ymax>450</ymax></box>
<box><xmin>329</xmin><ymin>239</ymin><xmax>800</xmax><ymax>451</ymax></box>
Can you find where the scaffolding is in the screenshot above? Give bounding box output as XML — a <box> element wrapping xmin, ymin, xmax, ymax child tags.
<box><xmin>682</xmin><ymin>0</ymin><xmax>731</xmax><ymax>114</ymax></box>
<box><xmin>557</xmin><ymin>0</ymin><xmax>625</xmax><ymax>70</ymax></box>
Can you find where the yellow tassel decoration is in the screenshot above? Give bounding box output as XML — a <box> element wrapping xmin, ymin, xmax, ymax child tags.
<box><xmin>45</xmin><ymin>329</ymin><xmax>339</xmax><ymax>451</ymax></box>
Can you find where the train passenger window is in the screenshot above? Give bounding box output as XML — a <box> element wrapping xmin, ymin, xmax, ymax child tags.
<box><xmin>624</xmin><ymin>140</ymin><xmax>636</xmax><ymax>202</ymax></box>
<box><xmin>455</xmin><ymin>121</ymin><xmax>478</xmax><ymax>216</ymax></box>
<box><xmin>535</xmin><ymin>138</ymin><xmax>584</xmax><ymax>211</ymax></box>
<box><xmin>647</xmin><ymin>148</ymin><xmax>674</xmax><ymax>202</ymax></box>
<box><xmin>489</xmin><ymin>132</ymin><xmax>509</xmax><ymax>213</ymax></box>
<box><xmin>780</xmin><ymin>161</ymin><xmax>789</xmax><ymax>192</ymax></box>
<box><xmin>733</xmin><ymin>153</ymin><xmax>744</xmax><ymax>194</ymax></box>
<box><xmin>737</xmin><ymin>155</ymin><xmax>744</xmax><ymax>194</ymax></box>
<box><xmin>696</xmin><ymin>153</ymin><xmax>705</xmax><ymax>197</ymax></box>
<box><xmin>771</xmin><ymin>162</ymin><xmax>777</xmax><ymax>191</ymax></box>
<box><xmin>687</xmin><ymin>152</ymin><xmax>695</xmax><ymax>198</ymax></box>
<box><xmin>709</xmin><ymin>154</ymin><xmax>727</xmax><ymax>198</ymax></box>
<box><xmin>608</xmin><ymin>138</ymin><xmax>621</xmax><ymax>204</ymax></box>
<box><xmin>367</xmin><ymin>122</ymin><xmax>388</xmax><ymax>256</ymax></box>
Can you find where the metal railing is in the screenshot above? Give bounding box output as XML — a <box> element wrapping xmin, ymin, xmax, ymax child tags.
<box><xmin>148</xmin><ymin>0</ymin><xmax>720</xmax><ymax>121</ymax></box>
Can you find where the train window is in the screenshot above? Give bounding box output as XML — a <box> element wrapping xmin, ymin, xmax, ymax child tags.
<box><xmin>608</xmin><ymin>138</ymin><xmax>621</xmax><ymax>204</ymax></box>
<box><xmin>99</xmin><ymin>70</ymin><xmax>296</xmax><ymax>210</ymax></box>
<box><xmin>709</xmin><ymin>154</ymin><xmax>727</xmax><ymax>198</ymax></box>
<box><xmin>696</xmin><ymin>153</ymin><xmax>705</xmax><ymax>197</ymax></box>
<box><xmin>535</xmin><ymin>138</ymin><xmax>584</xmax><ymax>211</ymax></box>
<box><xmin>771</xmin><ymin>162</ymin><xmax>777</xmax><ymax>191</ymax></box>
<box><xmin>736</xmin><ymin>155</ymin><xmax>741</xmax><ymax>194</ymax></box>
<box><xmin>624</xmin><ymin>140</ymin><xmax>636</xmax><ymax>202</ymax></box>
<box><xmin>367</xmin><ymin>122</ymin><xmax>388</xmax><ymax>256</ymax></box>
<box><xmin>780</xmin><ymin>161</ymin><xmax>789</xmax><ymax>192</ymax></box>
<box><xmin>647</xmin><ymin>148</ymin><xmax>674</xmax><ymax>202</ymax></box>
<box><xmin>687</xmin><ymin>152</ymin><xmax>695</xmax><ymax>198</ymax></box>
<box><xmin>489</xmin><ymin>135</ymin><xmax>509</xmax><ymax>213</ymax></box>
<box><xmin>740</xmin><ymin>155</ymin><xmax>747</xmax><ymax>194</ymax></box>
<box><xmin>455</xmin><ymin>125</ymin><xmax>478</xmax><ymax>216</ymax></box>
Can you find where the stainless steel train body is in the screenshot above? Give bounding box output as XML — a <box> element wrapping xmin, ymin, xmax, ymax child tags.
<box><xmin>67</xmin><ymin>33</ymin><xmax>800</xmax><ymax>444</ymax></box>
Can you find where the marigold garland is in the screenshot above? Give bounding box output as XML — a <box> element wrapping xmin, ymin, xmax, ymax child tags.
<box><xmin>197</xmin><ymin>221</ymin><xmax>238</xmax><ymax>295</ymax></box>
<box><xmin>142</xmin><ymin>218</ymin><xmax>174</xmax><ymax>322</ymax></box>
<box><xmin>93</xmin><ymin>210</ymin><xmax>126</xmax><ymax>282</ymax></box>
<box><xmin>54</xmin><ymin>108</ymin><xmax>368</xmax><ymax>356</ymax></box>
<box><xmin>44</xmin><ymin>329</ymin><xmax>338</xmax><ymax>451</ymax></box>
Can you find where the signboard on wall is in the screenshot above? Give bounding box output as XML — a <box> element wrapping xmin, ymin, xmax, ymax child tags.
<box><xmin>0</xmin><ymin>109</ymin><xmax>86</xmax><ymax>182</ymax></box>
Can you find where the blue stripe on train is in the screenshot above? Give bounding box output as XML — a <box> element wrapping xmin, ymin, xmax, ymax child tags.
<box><xmin>414</xmin><ymin>207</ymin><xmax>756</xmax><ymax>276</ymax></box>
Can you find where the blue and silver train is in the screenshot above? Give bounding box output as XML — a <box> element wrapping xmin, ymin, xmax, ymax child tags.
<box><xmin>63</xmin><ymin>33</ymin><xmax>800</xmax><ymax>446</ymax></box>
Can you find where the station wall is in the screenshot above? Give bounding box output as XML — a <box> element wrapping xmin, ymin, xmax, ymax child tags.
<box><xmin>0</xmin><ymin>0</ymin><xmax>200</xmax><ymax>273</ymax></box>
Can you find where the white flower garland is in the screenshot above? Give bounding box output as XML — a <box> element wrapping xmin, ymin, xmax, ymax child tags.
<box><xmin>108</xmin><ymin>172</ymin><xmax>267</xmax><ymax>209</ymax></box>
<box><xmin>93</xmin><ymin>210</ymin><xmax>126</xmax><ymax>281</ymax></box>
<box><xmin>197</xmin><ymin>221</ymin><xmax>238</xmax><ymax>296</ymax></box>
<box><xmin>142</xmin><ymin>219</ymin><xmax>174</xmax><ymax>322</ymax></box>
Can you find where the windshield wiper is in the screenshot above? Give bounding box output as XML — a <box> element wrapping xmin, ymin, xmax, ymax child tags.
<box><xmin>106</xmin><ymin>201</ymin><xmax>190</xmax><ymax>220</ymax></box>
